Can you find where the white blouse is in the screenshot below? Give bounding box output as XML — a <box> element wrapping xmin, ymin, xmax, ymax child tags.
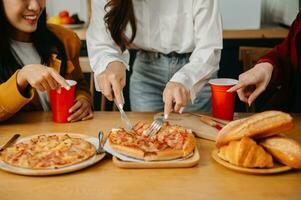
<box><xmin>10</xmin><ymin>40</ymin><xmax>51</xmax><ymax>111</ymax></box>
<box><xmin>87</xmin><ymin>0</ymin><xmax>223</xmax><ymax>100</ymax></box>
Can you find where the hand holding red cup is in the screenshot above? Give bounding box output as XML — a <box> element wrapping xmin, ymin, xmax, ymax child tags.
<box><xmin>49</xmin><ymin>80</ymin><xmax>77</xmax><ymax>123</ymax></box>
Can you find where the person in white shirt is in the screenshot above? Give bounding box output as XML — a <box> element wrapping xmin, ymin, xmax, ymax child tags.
<box><xmin>87</xmin><ymin>0</ymin><xmax>222</xmax><ymax>118</ymax></box>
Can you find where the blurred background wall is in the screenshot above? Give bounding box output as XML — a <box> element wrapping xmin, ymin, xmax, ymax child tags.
<box><xmin>261</xmin><ymin>0</ymin><xmax>299</xmax><ymax>26</ymax></box>
<box><xmin>46</xmin><ymin>0</ymin><xmax>299</xmax><ymax>29</ymax></box>
<box><xmin>46</xmin><ymin>0</ymin><xmax>89</xmax><ymax>22</ymax></box>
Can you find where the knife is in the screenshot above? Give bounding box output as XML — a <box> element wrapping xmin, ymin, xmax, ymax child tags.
<box><xmin>199</xmin><ymin>116</ymin><xmax>225</xmax><ymax>130</ymax></box>
<box><xmin>0</xmin><ymin>134</ymin><xmax>20</xmax><ymax>152</ymax></box>
<box><xmin>114</xmin><ymin>99</ymin><xmax>133</xmax><ymax>132</ymax></box>
<box><xmin>188</xmin><ymin>113</ymin><xmax>227</xmax><ymax>130</ymax></box>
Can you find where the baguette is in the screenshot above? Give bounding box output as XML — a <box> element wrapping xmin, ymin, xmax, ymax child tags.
<box><xmin>216</xmin><ymin>111</ymin><xmax>293</xmax><ymax>148</ymax></box>
<box><xmin>260</xmin><ymin>136</ymin><xmax>301</xmax><ymax>169</ymax></box>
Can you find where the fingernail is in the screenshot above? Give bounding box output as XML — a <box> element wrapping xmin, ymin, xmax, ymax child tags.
<box><xmin>69</xmin><ymin>109</ymin><xmax>72</xmax><ymax>113</ymax></box>
<box><xmin>164</xmin><ymin>114</ymin><xmax>169</xmax><ymax>120</ymax></box>
<box><xmin>66</xmin><ymin>85</ymin><xmax>71</xmax><ymax>90</ymax></box>
<box><xmin>179</xmin><ymin>107</ymin><xmax>185</xmax><ymax>114</ymax></box>
<box><xmin>67</xmin><ymin>117</ymin><xmax>71</xmax><ymax>122</ymax></box>
<box><xmin>227</xmin><ymin>88</ymin><xmax>233</xmax><ymax>93</ymax></box>
<box><xmin>57</xmin><ymin>87</ymin><xmax>61</xmax><ymax>94</ymax></box>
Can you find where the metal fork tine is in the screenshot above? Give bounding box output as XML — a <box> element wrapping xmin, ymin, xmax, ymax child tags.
<box><xmin>145</xmin><ymin>117</ymin><xmax>164</xmax><ymax>136</ymax></box>
<box><xmin>148</xmin><ymin>124</ymin><xmax>158</xmax><ymax>136</ymax></box>
<box><xmin>149</xmin><ymin>119</ymin><xmax>163</xmax><ymax>136</ymax></box>
<box><xmin>149</xmin><ymin>122</ymin><xmax>156</xmax><ymax>130</ymax></box>
<box><xmin>145</xmin><ymin>126</ymin><xmax>154</xmax><ymax>136</ymax></box>
<box><xmin>155</xmin><ymin>121</ymin><xmax>163</xmax><ymax>131</ymax></box>
<box><xmin>145</xmin><ymin>120</ymin><xmax>156</xmax><ymax>135</ymax></box>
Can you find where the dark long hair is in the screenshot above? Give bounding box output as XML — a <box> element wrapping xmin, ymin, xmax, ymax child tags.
<box><xmin>104</xmin><ymin>0</ymin><xmax>136</xmax><ymax>52</ymax></box>
<box><xmin>0</xmin><ymin>2</ymin><xmax>67</xmax><ymax>83</ymax></box>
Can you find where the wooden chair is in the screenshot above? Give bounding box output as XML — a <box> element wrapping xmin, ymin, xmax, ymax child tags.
<box><xmin>238</xmin><ymin>46</ymin><xmax>273</xmax><ymax>112</ymax></box>
<box><xmin>79</xmin><ymin>57</ymin><xmax>117</xmax><ymax>111</ymax></box>
<box><xmin>239</xmin><ymin>46</ymin><xmax>272</xmax><ymax>72</ymax></box>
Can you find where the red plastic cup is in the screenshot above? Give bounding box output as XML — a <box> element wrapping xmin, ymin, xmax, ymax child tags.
<box><xmin>49</xmin><ymin>80</ymin><xmax>77</xmax><ymax>123</ymax></box>
<box><xmin>209</xmin><ymin>78</ymin><xmax>238</xmax><ymax>121</ymax></box>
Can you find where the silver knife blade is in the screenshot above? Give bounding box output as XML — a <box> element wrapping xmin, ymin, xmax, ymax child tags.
<box><xmin>114</xmin><ymin>99</ymin><xmax>133</xmax><ymax>131</ymax></box>
<box><xmin>0</xmin><ymin>134</ymin><xmax>20</xmax><ymax>151</ymax></box>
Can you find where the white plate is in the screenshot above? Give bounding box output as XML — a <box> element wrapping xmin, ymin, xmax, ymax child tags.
<box><xmin>0</xmin><ymin>133</ymin><xmax>105</xmax><ymax>176</ymax></box>
<box><xmin>63</xmin><ymin>24</ymin><xmax>85</xmax><ymax>29</ymax></box>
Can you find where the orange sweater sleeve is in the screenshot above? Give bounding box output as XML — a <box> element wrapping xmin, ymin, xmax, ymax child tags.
<box><xmin>0</xmin><ymin>71</ymin><xmax>34</xmax><ymax>121</ymax></box>
<box><xmin>47</xmin><ymin>24</ymin><xmax>92</xmax><ymax>104</ymax></box>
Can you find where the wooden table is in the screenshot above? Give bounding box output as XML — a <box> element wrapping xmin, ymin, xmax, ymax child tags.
<box><xmin>74</xmin><ymin>26</ymin><xmax>289</xmax><ymax>41</ymax></box>
<box><xmin>0</xmin><ymin>112</ymin><xmax>300</xmax><ymax>200</ymax></box>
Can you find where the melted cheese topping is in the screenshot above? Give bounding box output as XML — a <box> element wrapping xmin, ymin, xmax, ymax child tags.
<box><xmin>109</xmin><ymin>122</ymin><xmax>189</xmax><ymax>152</ymax></box>
<box><xmin>1</xmin><ymin>134</ymin><xmax>96</xmax><ymax>169</ymax></box>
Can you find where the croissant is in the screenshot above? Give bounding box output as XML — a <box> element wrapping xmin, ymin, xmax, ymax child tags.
<box><xmin>218</xmin><ymin>137</ymin><xmax>274</xmax><ymax>168</ymax></box>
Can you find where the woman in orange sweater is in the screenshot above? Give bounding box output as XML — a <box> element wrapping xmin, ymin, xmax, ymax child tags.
<box><xmin>0</xmin><ymin>0</ymin><xmax>92</xmax><ymax>121</ymax></box>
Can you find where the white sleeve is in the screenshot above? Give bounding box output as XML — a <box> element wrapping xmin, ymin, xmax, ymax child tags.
<box><xmin>170</xmin><ymin>0</ymin><xmax>223</xmax><ymax>101</ymax></box>
<box><xmin>86</xmin><ymin>0</ymin><xmax>130</xmax><ymax>91</ymax></box>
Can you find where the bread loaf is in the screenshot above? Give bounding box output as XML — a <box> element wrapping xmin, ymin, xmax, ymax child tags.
<box><xmin>260</xmin><ymin>136</ymin><xmax>301</xmax><ymax>169</ymax></box>
<box><xmin>216</xmin><ymin>111</ymin><xmax>293</xmax><ymax>148</ymax></box>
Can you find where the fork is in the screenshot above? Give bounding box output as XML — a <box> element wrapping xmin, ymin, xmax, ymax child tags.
<box><xmin>96</xmin><ymin>131</ymin><xmax>105</xmax><ymax>154</ymax></box>
<box><xmin>144</xmin><ymin>117</ymin><xmax>164</xmax><ymax>136</ymax></box>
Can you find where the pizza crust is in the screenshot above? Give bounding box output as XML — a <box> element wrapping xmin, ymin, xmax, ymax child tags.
<box><xmin>145</xmin><ymin>149</ymin><xmax>184</xmax><ymax>161</ymax></box>
<box><xmin>183</xmin><ymin>133</ymin><xmax>197</xmax><ymax>157</ymax></box>
<box><xmin>110</xmin><ymin>143</ymin><xmax>145</xmax><ymax>160</ymax></box>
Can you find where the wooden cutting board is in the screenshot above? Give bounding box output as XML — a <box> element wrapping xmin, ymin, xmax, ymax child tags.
<box><xmin>154</xmin><ymin>113</ymin><xmax>223</xmax><ymax>141</ymax></box>
<box><xmin>112</xmin><ymin>147</ymin><xmax>200</xmax><ymax>169</ymax></box>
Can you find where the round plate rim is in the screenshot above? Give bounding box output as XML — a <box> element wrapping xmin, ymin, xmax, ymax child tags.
<box><xmin>62</xmin><ymin>24</ymin><xmax>85</xmax><ymax>29</ymax></box>
<box><xmin>211</xmin><ymin>148</ymin><xmax>292</xmax><ymax>175</ymax></box>
<box><xmin>0</xmin><ymin>132</ymin><xmax>105</xmax><ymax>176</ymax></box>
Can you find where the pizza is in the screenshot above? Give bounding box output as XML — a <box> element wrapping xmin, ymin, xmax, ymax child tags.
<box><xmin>0</xmin><ymin>134</ymin><xmax>96</xmax><ymax>169</ymax></box>
<box><xmin>108</xmin><ymin>122</ymin><xmax>196</xmax><ymax>161</ymax></box>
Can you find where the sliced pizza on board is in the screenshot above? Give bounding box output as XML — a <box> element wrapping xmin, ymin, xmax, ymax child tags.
<box><xmin>108</xmin><ymin>122</ymin><xmax>196</xmax><ymax>161</ymax></box>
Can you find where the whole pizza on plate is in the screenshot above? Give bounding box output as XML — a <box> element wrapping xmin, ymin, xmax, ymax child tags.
<box><xmin>0</xmin><ymin>134</ymin><xmax>96</xmax><ymax>169</ymax></box>
<box><xmin>108</xmin><ymin>122</ymin><xmax>196</xmax><ymax>161</ymax></box>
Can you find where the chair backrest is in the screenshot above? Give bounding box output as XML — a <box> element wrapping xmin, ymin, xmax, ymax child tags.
<box><xmin>238</xmin><ymin>46</ymin><xmax>273</xmax><ymax>112</ymax></box>
<box><xmin>239</xmin><ymin>46</ymin><xmax>272</xmax><ymax>71</ymax></box>
<box><xmin>79</xmin><ymin>56</ymin><xmax>117</xmax><ymax>111</ymax></box>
